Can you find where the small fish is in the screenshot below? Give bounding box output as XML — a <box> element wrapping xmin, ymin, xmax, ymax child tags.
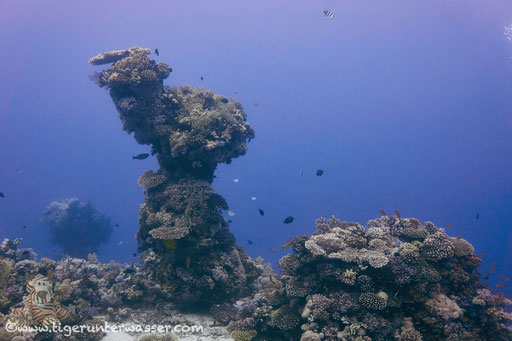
<box><xmin>228</xmin><ymin>210</ymin><xmax>236</xmax><ymax>216</ymax></box>
<box><xmin>233</xmin><ymin>178</ymin><xmax>240</xmax><ymax>183</ymax></box>
<box><xmin>491</xmin><ymin>267</ymin><xmax>496</xmax><ymax>272</ymax></box>
<box><xmin>476</xmin><ymin>213</ymin><xmax>480</xmax><ymax>220</ymax></box>
<box><xmin>220</xmin><ymin>98</ymin><xmax>229</xmax><ymax>104</ymax></box>
<box><xmin>22</xmin><ymin>225</ymin><xmax>26</xmax><ymax>229</ymax></box>
<box><xmin>132</xmin><ymin>153</ymin><xmax>150</xmax><ymax>160</ymax></box>
<box><xmin>200</xmin><ymin>76</ymin><xmax>204</xmax><ymax>81</ymax></box>
<box><xmin>272</xmin><ymin>248</ymin><xmax>275</xmax><ymax>254</ymax></box>
<box><xmin>155</xmin><ymin>48</ymin><xmax>159</xmax><ymax>56</ymax></box>
<box><xmin>118</xmin><ymin>241</ymin><xmax>124</xmax><ymax>245</ymax></box>
<box><xmin>445</xmin><ymin>224</ymin><xmax>452</xmax><ymax>228</ymax></box>
<box><xmin>251</xmin><ymin>197</ymin><xmax>257</xmax><ymax>201</ymax></box>
<box><xmin>234</xmin><ymin>91</ymin><xmax>238</xmax><ymax>94</ymax></box>
<box><xmin>247</xmin><ymin>240</ymin><xmax>253</xmax><ymax>245</ymax></box>
<box><xmin>227</xmin><ymin>219</ymin><xmax>232</xmax><ymax>223</ymax></box>
<box><xmin>15</xmin><ymin>169</ymin><xmax>23</xmax><ymax>175</ymax></box>
<box><xmin>499</xmin><ymin>275</ymin><xmax>506</xmax><ymax>279</ymax></box>
<box><xmin>258</xmin><ymin>209</ymin><xmax>264</xmax><ymax>216</ymax></box>
<box><xmin>323</xmin><ymin>10</ymin><xmax>334</xmax><ymax>19</ymax></box>
<box><xmin>253</xmin><ymin>101</ymin><xmax>259</xmax><ymax>106</ymax></box>
<box><xmin>316</xmin><ymin>169</ymin><xmax>324</xmax><ymax>176</ymax></box>
<box><xmin>281</xmin><ymin>240</ymin><xmax>293</xmax><ymax>252</ymax></box>
<box><xmin>479</xmin><ymin>253</ymin><xmax>486</xmax><ymax>258</ymax></box>
<box><xmin>395</xmin><ymin>210</ymin><xmax>401</xmax><ymax>219</ymax></box>
<box><xmin>283</xmin><ymin>216</ymin><xmax>294</xmax><ymax>224</ymax></box>
<box><xmin>133</xmin><ymin>253</ymin><xmax>137</xmax><ymax>257</ymax></box>
<box><xmin>379</xmin><ymin>209</ymin><xmax>386</xmax><ymax>216</ymax></box>
<box><xmin>298</xmin><ymin>170</ymin><xmax>303</xmax><ymax>176</ymax></box>
<box><xmin>492</xmin><ymin>262</ymin><xmax>498</xmax><ymax>267</ymax></box>
<box><xmin>186</xmin><ymin>256</ymin><xmax>191</xmax><ymax>268</ymax></box>
<box><xmin>115</xmin><ymin>223</ymin><xmax>119</xmax><ymax>227</ymax></box>
<box><xmin>0</xmin><ymin>192</ymin><xmax>4</xmax><ymax>198</ymax></box>
<box><xmin>164</xmin><ymin>239</ymin><xmax>177</xmax><ymax>249</ymax></box>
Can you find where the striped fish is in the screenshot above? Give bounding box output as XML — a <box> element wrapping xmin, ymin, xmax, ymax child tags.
<box><xmin>323</xmin><ymin>10</ymin><xmax>334</xmax><ymax>19</ymax></box>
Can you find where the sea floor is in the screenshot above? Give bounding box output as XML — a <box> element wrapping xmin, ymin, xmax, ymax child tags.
<box><xmin>99</xmin><ymin>304</ymin><xmax>231</xmax><ymax>340</ymax></box>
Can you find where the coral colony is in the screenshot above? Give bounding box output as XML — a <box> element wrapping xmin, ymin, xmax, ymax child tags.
<box><xmin>42</xmin><ymin>198</ymin><xmax>113</xmax><ymax>258</ymax></box>
<box><xmin>90</xmin><ymin>46</ymin><xmax>261</xmax><ymax>306</ymax></box>
<box><xmin>0</xmin><ymin>48</ymin><xmax>510</xmax><ymax>340</ymax></box>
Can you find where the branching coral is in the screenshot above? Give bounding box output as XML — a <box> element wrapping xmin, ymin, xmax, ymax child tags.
<box><xmin>421</xmin><ymin>232</ymin><xmax>454</xmax><ymax>261</ymax></box>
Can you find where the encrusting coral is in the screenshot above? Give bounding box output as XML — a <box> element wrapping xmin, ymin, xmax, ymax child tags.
<box><xmin>90</xmin><ymin>47</ymin><xmax>260</xmax><ymax>306</ymax></box>
<box><xmin>229</xmin><ymin>215</ymin><xmax>512</xmax><ymax>340</ymax></box>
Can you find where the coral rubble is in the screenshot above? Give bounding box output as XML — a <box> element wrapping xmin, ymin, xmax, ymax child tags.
<box><xmin>231</xmin><ymin>216</ymin><xmax>512</xmax><ymax>340</ymax></box>
<box><xmin>90</xmin><ymin>47</ymin><xmax>260</xmax><ymax>306</ymax></box>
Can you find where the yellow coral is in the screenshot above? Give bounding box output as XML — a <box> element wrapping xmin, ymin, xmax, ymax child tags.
<box><xmin>231</xmin><ymin>330</ymin><xmax>257</xmax><ymax>341</ymax></box>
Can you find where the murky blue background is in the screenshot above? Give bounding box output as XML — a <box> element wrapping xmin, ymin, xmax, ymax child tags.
<box><xmin>1</xmin><ymin>0</ymin><xmax>511</xmax><ymax>293</ymax></box>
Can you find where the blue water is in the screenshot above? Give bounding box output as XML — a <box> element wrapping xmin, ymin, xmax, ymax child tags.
<box><xmin>0</xmin><ymin>0</ymin><xmax>511</xmax><ymax>293</ymax></box>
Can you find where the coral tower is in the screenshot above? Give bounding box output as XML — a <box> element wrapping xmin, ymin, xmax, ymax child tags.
<box><xmin>90</xmin><ymin>47</ymin><xmax>260</xmax><ymax>306</ymax></box>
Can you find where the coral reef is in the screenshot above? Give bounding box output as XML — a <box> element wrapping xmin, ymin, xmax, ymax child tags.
<box><xmin>0</xmin><ymin>239</ymin><xmax>234</xmax><ymax>340</ymax></box>
<box><xmin>42</xmin><ymin>198</ymin><xmax>113</xmax><ymax>258</ymax></box>
<box><xmin>90</xmin><ymin>47</ymin><xmax>259</xmax><ymax>306</ymax></box>
<box><xmin>230</xmin><ymin>215</ymin><xmax>512</xmax><ymax>340</ymax></box>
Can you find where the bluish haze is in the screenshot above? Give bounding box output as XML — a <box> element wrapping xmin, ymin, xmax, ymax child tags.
<box><xmin>0</xmin><ymin>0</ymin><xmax>511</xmax><ymax>292</ymax></box>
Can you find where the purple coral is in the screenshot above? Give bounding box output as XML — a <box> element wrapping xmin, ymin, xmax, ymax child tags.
<box><xmin>390</xmin><ymin>256</ymin><xmax>415</xmax><ymax>285</ymax></box>
<box><xmin>331</xmin><ymin>292</ymin><xmax>360</xmax><ymax>316</ymax></box>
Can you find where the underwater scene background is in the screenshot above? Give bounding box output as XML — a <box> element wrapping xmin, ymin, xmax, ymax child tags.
<box><xmin>0</xmin><ymin>0</ymin><xmax>512</xmax><ymax>340</ymax></box>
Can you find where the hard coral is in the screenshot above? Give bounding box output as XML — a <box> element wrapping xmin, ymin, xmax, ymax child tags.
<box><xmin>138</xmin><ymin>170</ymin><xmax>166</xmax><ymax>189</ymax></box>
<box><xmin>239</xmin><ymin>216</ymin><xmax>512</xmax><ymax>340</ymax></box>
<box><xmin>91</xmin><ymin>47</ymin><xmax>261</xmax><ymax>307</ymax></box>
<box><xmin>358</xmin><ymin>291</ymin><xmax>388</xmax><ymax>310</ymax></box>
<box><xmin>42</xmin><ymin>198</ymin><xmax>113</xmax><ymax>258</ymax></box>
<box><xmin>425</xmin><ymin>293</ymin><xmax>464</xmax><ymax>320</ymax></box>
<box><xmin>421</xmin><ymin>232</ymin><xmax>454</xmax><ymax>261</ymax></box>
<box><xmin>230</xmin><ymin>329</ymin><xmax>257</xmax><ymax>341</ymax></box>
